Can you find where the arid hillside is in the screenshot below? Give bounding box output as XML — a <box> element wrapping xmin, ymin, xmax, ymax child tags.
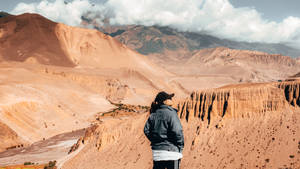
<box><xmin>1</xmin><ymin>13</ymin><xmax>298</xmax><ymax>92</ymax></box>
<box><xmin>160</xmin><ymin>47</ymin><xmax>300</xmax><ymax>91</ymax></box>
<box><xmin>0</xmin><ymin>13</ymin><xmax>169</xmax><ymax>76</ymax></box>
<box><xmin>0</xmin><ymin>12</ymin><xmax>299</xmax><ymax>169</ymax></box>
<box><xmin>96</xmin><ymin>24</ymin><xmax>300</xmax><ymax>58</ymax></box>
<box><xmin>0</xmin><ymin>63</ymin><xmax>114</xmax><ymax>150</ymax></box>
<box><xmin>0</xmin><ymin>122</ymin><xmax>23</xmax><ymax>152</ymax></box>
<box><xmin>291</xmin><ymin>72</ymin><xmax>300</xmax><ymax>78</ymax></box>
<box><xmin>94</xmin><ymin>23</ymin><xmax>300</xmax><ymax>90</ymax></box>
<box><xmin>178</xmin><ymin>47</ymin><xmax>299</xmax><ymax>83</ymax></box>
<box><xmin>0</xmin><ymin>13</ymin><xmax>185</xmax><ymax>98</ymax></box>
<box><xmin>0</xmin><ymin>13</ymin><xmax>186</xmax><ymax>154</ymax></box>
<box><xmin>61</xmin><ymin>80</ymin><xmax>300</xmax><ymax>169</ymax></box>
<box><xmin>0</xmin><ymin>13</ymin><xmax>74</xmax><ymax>67</ymax></box>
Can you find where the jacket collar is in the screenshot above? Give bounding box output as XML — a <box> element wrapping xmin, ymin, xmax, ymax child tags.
<box><xmin>160</xmin><ymin>104</ymin><xmax>178</xmax><ymax>112</ymax></box>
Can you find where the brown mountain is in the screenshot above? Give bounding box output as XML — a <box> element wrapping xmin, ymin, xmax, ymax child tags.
<box><xmin>0</xmin><ymin>13</ymin><xmax>299</xmax><ymax>169</ymax></box>
<box><xmin>0</xmin><ymin>12</ymin><xmax>11</xmax><ymax>18</ymax></box>
<box><xmin>97</xmin><ymin>24</ymin><xmax>300</xmax><ymax>59</ymax></box>
<box><xmin>0</xmin><ymin>13</ymin><xmax>75</xmax><ymax>66</ymax></box>
<box><xmin>0</xmin><ymin>13</ymin><xmax>167</xmax><ymax>74</ymax></box>
<box><xmin>0</xmin><ymin>13</ymin><xmax>186</xmax><ymax>154</ymax></box>
<box><xmin>182</xmin><ymin>47</ymin><xmax>300</xmax><ymax>79</ymax></box>
<box><xmin>0</xmin><ymin>13</ymin><xmax>185</xmax><ymax>101</ymax></box>
<box><xmin>94</xmin><ymin>23</ymin><xmax>300</xmax><ymax>89</ymax></box>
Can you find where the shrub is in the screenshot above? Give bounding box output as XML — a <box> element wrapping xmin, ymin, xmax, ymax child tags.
<box><xmin>24</xmin><ymin>162</ymin><xmax>34</xmax><ymax>165</ymax></box>
<box><xmin>44</xmin><ymin>160</ymin><xmax>57</xmax><ymax>169</ymax></box>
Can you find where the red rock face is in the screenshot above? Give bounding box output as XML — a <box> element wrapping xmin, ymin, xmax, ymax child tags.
<box><xmin>279</xmin><ymin>81</ymin><xmax>300</xmax><ymax>107</ymax></box>
<box><xmin>178</xmin><ymin>81</ymin><xmax>300</xmax><ymax>123</ymax></box>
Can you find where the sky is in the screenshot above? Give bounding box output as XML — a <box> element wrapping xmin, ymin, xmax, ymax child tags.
<box><xmin>2</xmin><ymin>0</ymin><xmax>300</xmax><ymax>22</ymax></box>
<box><xmin>230</xmin><ymin>0</ymin><xmax>300</xmax><ymax>22</ymax></box>
<box><xmin>1</xmin><ymin>0</ymin><xmax>300</xmax><ymax>47</ymax></box>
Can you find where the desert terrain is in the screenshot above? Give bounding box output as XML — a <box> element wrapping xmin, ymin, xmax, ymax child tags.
<box><xmin>0</xmin><ymin>13</ymin><xmax>299</xmax><ymax>169</ymax></box>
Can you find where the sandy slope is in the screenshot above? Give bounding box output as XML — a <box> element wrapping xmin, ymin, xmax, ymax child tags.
<box><xmin>0</xmin><ymin>13</ymin><xmax>188</xmax><ymax>152</ymax></box>
<box><xmin>0</xmin><ymin>60</ymin><xmax>177</xmax><ymax>152</ymax></box>
<box><xmin>0</xmin><ymin>13</ymin><xmax>187</xmax><ymax>100</ymax></box>
<box><xmin>0</xmin><ymin>122</ymin><xmax>24</xmax><ymax>152</ymax></box>
<box><xmin>187</xmin><ymin>47</ymin><xmax>299</xmax><ymax>79</ymax></box>
<box><xmin>0</xmin><ymin>13</ymin><xmax>171</xmax><ymax>78</ymax></box>
<box><xmin>0</xmin><ymin>14</ymin><xmax>74</xmax><ymax>67</ymax></box>
<box><xmin>0</xmin><ymin>63</ymin><xmax>114</xmax><ymax>145</ymax></box>
<box><xmin>61</xmin><ymin>81</ymin><xmax>300</xmax><ymax>169</ymax></box>
<box><xmin>151</xmin><ymin>47</ymin><xmax>300</xmax><ymax>90</ymax></box>
<box><xmin>0</xmin><ymin>129</ymin><xmax>85</xmax><ymax>166</ymax></box>
<box><xmin>61</xmin><ymin>107</ymin><xmax>300</xmax><ymax>169</ymax></box>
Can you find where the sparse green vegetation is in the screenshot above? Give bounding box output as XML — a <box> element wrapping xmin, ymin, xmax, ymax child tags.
<box><xmin>43</xmin><ymin>161</ymin><xmax>56</xmax><ymax>169</ymax></box>
<box><xmin>99</xmin><ymin>103</ymin><xmax>150</xmax><ymax>118</ymax></box>
<box><xmin>24</xmin><ymin>162</ymin><xmax>34</xmax><ymax>166</ymax></box>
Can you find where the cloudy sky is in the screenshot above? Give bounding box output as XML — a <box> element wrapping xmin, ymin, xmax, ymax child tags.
<box><xmin>1</xmin><ymin>0</ymin><xmax>300</xmax><ymax>47</ymax></box>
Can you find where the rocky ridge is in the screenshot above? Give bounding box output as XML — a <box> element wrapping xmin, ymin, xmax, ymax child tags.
<box><xmin>291</xmin><ymin>72</ymin><xmax>300</xmax><ymax>78</ymax></box>
<box><xmin>187</xmin><ymin>47</ymin><xmax>298</xmax><ymax>67</ymax></box>
<box><xmin>178</xmin><ymin>80</ymin><xmax>300</xmax><ymax>124</ymax></box>
<box><xmin>96</xmin><ymin>24</ymin><xmax>300</xmax><ymax>58</ymax></box>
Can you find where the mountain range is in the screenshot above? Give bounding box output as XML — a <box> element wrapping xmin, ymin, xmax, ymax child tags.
<box><xmin>0</xmin><ymin>12</ymin><xmax>299</xmax><ymax>169</ymax></box>
<box><xmin>89</xmin><ymin>17</ymin><xmax>300</xmax><ymax>59</ymax></box>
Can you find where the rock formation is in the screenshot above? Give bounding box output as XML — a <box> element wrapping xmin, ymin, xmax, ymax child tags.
<box><xmin>279</xmin><ymin>81</ymin><xmax>300</xmax><ymax>107</ymax></box>
<box><xmin>186</xmin><ymin>47</ymin><xmax>298</xmax><ymax>67</ymax></box>
<box><xmin>178</xmin><ymin>80</ymin><xmax>300</xmax><ymax>123</ymax></box>
<box><xmin>62</xmin><ymin>80</ymin><xmax>300</xmax><ymax>169</ymax></box>
<box><xmin>291</xmin><ymin>72</ymin><xmax>300</xmax><ymax>78</ymax></box>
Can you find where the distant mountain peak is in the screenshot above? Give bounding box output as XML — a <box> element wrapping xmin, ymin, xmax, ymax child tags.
<box><xmin>0</xmin><ymin>11</ymin><xmax>12</xmax><ymax>18</ymax></box>
<box><xmin>94</xmin><ymin>22</ymin><xmax>300</xmax><ymax>58</ymax></box>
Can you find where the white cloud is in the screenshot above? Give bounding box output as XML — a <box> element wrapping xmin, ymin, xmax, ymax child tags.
<box><xmin>11</xmin><ymin>0</ymin><xmax>300</xmax><ymax>46</ymax></box>
<box><xmin>11</xmin><ymin>0</ymin><xmax>104</xmax><ymax>26</ymax></box>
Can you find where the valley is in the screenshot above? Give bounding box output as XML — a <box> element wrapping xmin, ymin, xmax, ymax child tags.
<box><xmin>0</xmin><ymin>12</ymin><xmax>299</xmax><ymax>169</ymax></box>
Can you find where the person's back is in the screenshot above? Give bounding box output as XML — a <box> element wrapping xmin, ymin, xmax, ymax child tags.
<box><xmin>144</xmin><ymin>92</ymin><xmax>184</xmax><ymax>169</ymax></box>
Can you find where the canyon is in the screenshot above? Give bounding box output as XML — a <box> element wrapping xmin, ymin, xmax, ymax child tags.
<box><xmin>0</xmin><ymin>13</ymin><xmax>299</xmax><ymax>169</ymax></box>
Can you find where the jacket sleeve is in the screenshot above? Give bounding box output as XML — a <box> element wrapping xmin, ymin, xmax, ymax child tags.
<box><xmin>144</xmin><ymin>117</ymin><xmax>152</xmax><ymax>141</ymax></box>
<box><xmin>168</xmin><ymin>112</ymin><xmax>184</xmax><ymax>152</ymax></box>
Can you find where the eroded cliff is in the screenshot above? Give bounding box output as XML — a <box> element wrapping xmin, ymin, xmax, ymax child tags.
<box><xmin>177</xmin><ymin>80</ymin><xmax>300</xmax><ymax>123</ymax></box>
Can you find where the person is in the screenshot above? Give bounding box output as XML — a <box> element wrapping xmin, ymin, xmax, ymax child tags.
<box><xmin>144</xmin><ymin>91</ymin><xmax>184</xmax><ymax>169</ymax></box>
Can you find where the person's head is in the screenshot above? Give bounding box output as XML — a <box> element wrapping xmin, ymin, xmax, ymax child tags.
<box><xmin>154</xmin><ymin>91</ymin><xmax>174</xmax><ymax>105</ymax></box>
<box><xmin>150</xmin><ymin>91</ymin><xmax>175</xmax><ymax>113</ymax></box>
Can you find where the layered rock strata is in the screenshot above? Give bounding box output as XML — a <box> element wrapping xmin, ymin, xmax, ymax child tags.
<box><xmin>177</xmin><ymin>80</ymin><xmax>300</xmax><ymax>123</ymax></box>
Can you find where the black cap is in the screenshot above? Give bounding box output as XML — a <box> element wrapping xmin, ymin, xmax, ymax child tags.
<box><xmin>154</xmin><ymin>91</ymin><xmax>175</xmax><ymax>104</ymax></box>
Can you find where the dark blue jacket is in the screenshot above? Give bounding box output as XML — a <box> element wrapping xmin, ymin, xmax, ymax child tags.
<box><xmin>144</xmin><ymin>105</ymin><xmax>184</xmax><ymax>152</ymax></box>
